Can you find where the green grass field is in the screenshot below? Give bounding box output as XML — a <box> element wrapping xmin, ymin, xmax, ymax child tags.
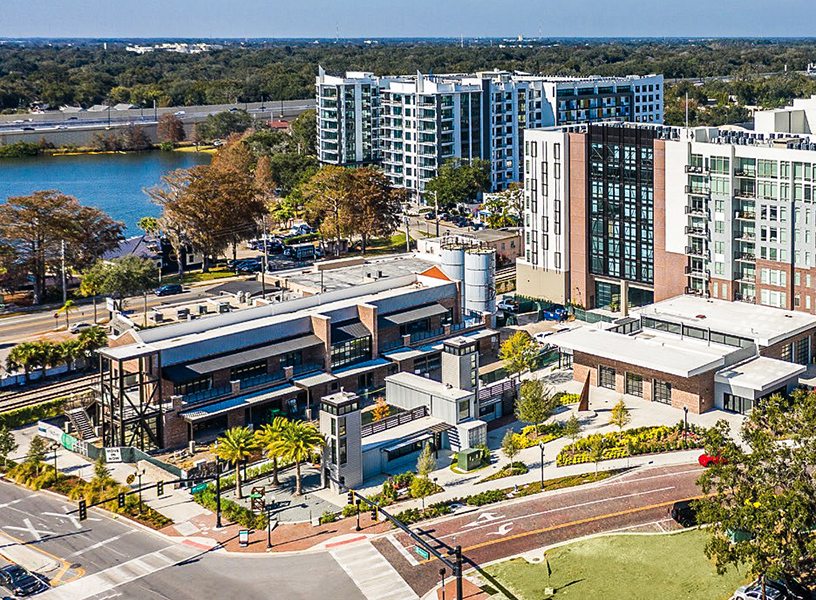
<box><xmin>481</xmin><ymin>529</ymin><xmax>749</xmax><ymax>600</ymax></box>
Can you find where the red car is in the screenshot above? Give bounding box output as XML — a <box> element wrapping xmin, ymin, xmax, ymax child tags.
<box><xmin>698</xmin><ymin>453</ymin><xmax>727</xmax><ymax>467</ymax></box>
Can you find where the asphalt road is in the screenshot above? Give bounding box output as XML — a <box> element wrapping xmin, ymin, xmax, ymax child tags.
<box><xmin>372</xmin><ymin>464</ymin><xmax>703</xmax><ymax>597</ymax></box>
<box><xmin>0</xmin><ymin>480</ymin><xmax>365</xmax><ymax>600</ymax></box>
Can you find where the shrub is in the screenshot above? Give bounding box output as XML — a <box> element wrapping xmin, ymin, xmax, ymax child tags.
<box><xmin>320</xmin><ymin>510</ymin><xmax>338</xmax><ymax>524</ymax></box>
<box><xmin>0</xmin><ymin>142</ymin><xmax>42</xmax><ymax>158</ymax></box>
<box><xmin>194</xmin><ymin>489</ymin><xmax>265</xmax><ymax>529</ymax></box>
<box><xmin>552</xmin><ymin>392</ymin><xmax>580</xmax><ymax>406</ymax></box>
<box><xmin>159</xmin><ymin>141</ymin><xmax>176</xmax><ymax>151</ymax></box>
<box><xmin>0</xmin><ymin>398</ymin><xmax>66</xmax><ymax>429</ymax></box>
<box><xmin>409</xmin><ymin>476</ymin><xmax>438</xmax><ymax>499</ymax></box>
<box><xmin>285</xmin><ymin>233</ymin><xmax>320</xmax><ymax>245</ymax></box>
<box><xmin>466</xmin><ymin>489</ymin><xmax>508</xmax><ymax>506</ymax></box>
<box><xmin>342</xmin><ymin>503</ymin><xmax>360</xmax><ymax>518</ymax></box>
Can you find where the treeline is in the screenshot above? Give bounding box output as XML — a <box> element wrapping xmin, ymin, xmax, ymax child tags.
<box><xmin>4</xmin><ymin>40</ymin><xmax>816</xmax><ymax>111</ymax></box>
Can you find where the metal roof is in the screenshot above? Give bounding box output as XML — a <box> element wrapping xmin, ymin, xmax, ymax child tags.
<box><xmin>163</xmin><ymin>334</ymin><xmax>322</xmax><ymax>381</ymax></box>
<box><xmin>180</xmin><ymin>384</ymin><xmax>300</xmax><ymax>422</ymax></box>
<box><xmin>378</xmin><ymin>303</ymin><xmax>448</xmax><ymax>327</ymax></box>
<box><xmin>331</xmin><ymin>320</ymin><xmax>371</xmax><ymax>343</ymax></box>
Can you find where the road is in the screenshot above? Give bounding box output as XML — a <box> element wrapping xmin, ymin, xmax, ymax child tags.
<box><xmin>0</xmin><ymin>480</ymin><xmax>365</xmax><ymax>600</ymax></box>
<box><xmin>372</xmin><ymin>464</ymin><xmax>703</xmax><ymax>597</ymax></box>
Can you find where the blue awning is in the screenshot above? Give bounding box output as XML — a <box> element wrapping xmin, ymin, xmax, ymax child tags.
<box><xmin>180</xmin><ymin>384</ymin><xmax>300</xmax><ymax>422</ymax></box>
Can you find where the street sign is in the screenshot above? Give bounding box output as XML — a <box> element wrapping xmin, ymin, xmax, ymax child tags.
<box><xmin>105</xmin><ymin>447</ymin><xmax>123</xmax><ymax>463</ymax></box>
<box><xmin>238</xmin><ymin>529</ymin><xmax>249</xmax><ymax>547</ymax></box>
<box><xmin>414</xmin><ymin>546</ymin><xmax>430</xmax><ymax>560</ymax></box>
<box><xmin>126</xmin><ymin>474</ymin><xmax>136</xmax><ymax>485</ymax></box>
<box><xmin>249</xmin><ymin>493</ymin><xmax>262</xmax><ymax>499</ymax></box>
<box><xmin>191</xmin><ymin>483</ymin><xmax>208</xmax><ymax>494</ymax></box>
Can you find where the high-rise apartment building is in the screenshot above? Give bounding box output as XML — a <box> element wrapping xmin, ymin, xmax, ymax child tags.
<box><xmin>520</xmin><ymin>121</ymin><xmax>816</xmax><ymax>316</ymax></box>
<box><xmin>316</xmin><ymin>68</ymin><xmax>663</xmax><ymax>199</ymax></box>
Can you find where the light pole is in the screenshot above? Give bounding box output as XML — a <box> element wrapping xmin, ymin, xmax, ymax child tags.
<box><xmin>538</xmin><ymin>442</ymin><xmax>545</xmax><ymax>489</ymax></box>
<box><xmin>136</xmin><ymin>467</ymin><xmax>146</xmax><ymax>515</ymax></box>
<box><xmin>266</xmin><ymin>502</ymin><xmax>273</xmax><ymax>551</ymax></box>
<box><xmin>214</xmin><ymin>460</ymin><xmax>223</xmax><ymax>528</ymax></box>
<box><xmin>439</xmin><ymin>568</ymin><xmax>447</xmax><ymax>600</ymax></box>
<box><xmin>434</xmin><ymin>191</ymin><xmax>440</xmax><ymax>238</ymax></box>
<box><xmin>683</xmin><ymin>406</ymin><xmax>689</xmax><ymax>441</ymax></box>
<box><xmin>355</xmin><ymin>499</ymin><xmax>361</xmax><ymax>532</ymax></box>
<box><xmin>50</xmin><ymin>442</ymin><xmax>59</xmax><ymax>477</ymax></box>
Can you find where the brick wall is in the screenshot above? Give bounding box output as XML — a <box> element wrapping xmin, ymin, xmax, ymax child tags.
<box><xmin>572</xmin><ymin>350</ymin><xmax>714</xmax><ymax>413</ymax></box>
<box><xmin>761</xmin><ymin>328</ymin><xmax>816</xmax><ymax>361</ymax></box>
<box><xmin>357</xmin><ymin>303</ymin><xmax>378</xmax><ymax>356</ymax></box>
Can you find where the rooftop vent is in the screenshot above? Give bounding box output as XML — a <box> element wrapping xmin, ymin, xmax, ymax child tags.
<box><xmin>695</xmin><ymin>314</ymin><xmax>706</xmax><ymax>319</ymax></box>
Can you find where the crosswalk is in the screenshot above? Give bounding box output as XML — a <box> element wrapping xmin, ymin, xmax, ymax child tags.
<box><xmin>41</xmin><ymin>545</ymin><xmax>199</xmax><ymax>600</ymax></box>
<box><xmin>331</xmin><ymin>541</ymin><xmax>419</xmax><ymax>600</ymax></box>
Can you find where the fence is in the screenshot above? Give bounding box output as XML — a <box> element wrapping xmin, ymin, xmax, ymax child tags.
<box><xmin>361</xmin><ymin>406</ymin><xmax>427</xmax><ymax>437</ymax></box>
<box><xmin>570</xmin><ymin>307</ymin><xmax>615</xmax><ymax>324</ymax></box>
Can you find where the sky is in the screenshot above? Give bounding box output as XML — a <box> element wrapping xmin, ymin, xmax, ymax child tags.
<box><xmin>3</xmin><ymin>0</ymin><xmax>816</xmax><ymax>39</ymax></box>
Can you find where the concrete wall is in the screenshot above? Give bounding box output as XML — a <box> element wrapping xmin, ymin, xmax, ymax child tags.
<box><xmin>515</xmin><ymin>260</ymin><xmax>567</xmax><ymax>302</ymax></box>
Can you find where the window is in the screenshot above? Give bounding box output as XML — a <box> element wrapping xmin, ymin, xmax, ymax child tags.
<box><xmin>653</xmin><ymin>380</ymin><xmax>672</xmax><ymax>405</ymax></box>
<box><xmin>330</xmin><ymin>336</ymin><xmax>372</xmax><ymax>369</ymax></box>
<box><xmin>599</xmin><ymin>365</ymin><xmax>616</xmax><ymax>389</ymax></box>
<box><xmin>723</xmin><ymin>393</ymin><xmax>753</xmax><ymax>415</ymax></box>
<box><xmin>458</xmin><ymin>399</ymin><xmax>471</xmax><ymax>422</ymax></box>
<box><xmin>339</xmin><ymin>437</ymin><xmax>347</xmax><ymax>466</ymax></box>
<box><xmin>230</xmin><ymin>360</ymin><xmax>267</xmax><ymax>382</ymax></box>
<box><xmin>625</xmin><ymin>372</ymin><xmax>643</xmax><ymax>397</ymax></box>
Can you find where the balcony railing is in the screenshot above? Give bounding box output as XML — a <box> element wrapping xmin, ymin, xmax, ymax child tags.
<box><xmin>685</xmin><ymin>185</ymin><xmax>710</xmax><ymax>195</ymax></box>
<box><xmin>293</xmin><ymin>362</ymin><xmax>323</xmax><ymax>377</ymax></box>
<box><xmin>684</xmin><ymin>246</ymin><xmax>709</xmax><ymax>259</ymax></box>
<box><xmin>734</xmin><ymin>170</ymin><xmax>755</xmax><ymax>178</ymax></box>
<box><xmin>735</xmin><ymin>293</ymin><xmax>756</xmax><ymax>303</ymax></box>
<box><xmin>685</xmin><ymin>286</ymin><xmax>706</xmax><ymax>297</ymax></box>
<box><xmin>410</xmin><ymin>327</ymin><xmax>445</xmax><ymax>344</ymax></box>
<box><xmin>182</xmin><ymin>385</ymin><xmax>231</xmax><ymax>405</ymax></box>
<box><xmin>734</xmin><ymin>190</ymin><xmax>756</xmax><ymax>199</ymax></box>
<box><xmin>379</xmin><ymin>338</ymin><xmax>406</xmax><ymax>353</ymax></box>
<box><xmin>239</xmin><ymin>370</ymin><xmax>285</xmax><ymax>391</ymax></box>
<box><xmin>685</xmin><ymin>206</ymin><xmax>710</xmax><ymax>218</ymax></box>
<box><xmin>685</xmin><ymin>165</ymin><xmax>709</xmax><ymax>175</ymax></box>
<box><xmin>735</xmin><ymin>273</ymin><xmax>757</xmax><ymax>283</ymax></box>
<box><xmin>734</xmin><ymin>210</ymin><xmax>756</xmax><ymax>220</ymax></box>
<box><xmin>685</xmin><ymin>267</ymin><xmax>710</xmax><ymax>279</ymax></box>
<box><xmin>685</xmin><ymin>226</ymin><xmax>708</xmax><ymax>237</ymax></box>
<box><xmin>734</xmin><ymin>252</ymin><xmax>756</xmax><ymax>262</ymax></box>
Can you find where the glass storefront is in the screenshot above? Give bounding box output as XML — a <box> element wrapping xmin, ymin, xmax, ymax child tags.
<box><xmin>625</xmin><ymin>372</ymin><xmax>643</xmax><ymax>397</ymax></box>
<box><xmin>599</xmin><ymin>365</ymin><xmax>616</xmax><ymax>389</ymax></box>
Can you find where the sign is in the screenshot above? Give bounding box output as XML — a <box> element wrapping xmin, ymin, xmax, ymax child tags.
<box><xmin>414</xmin><ymin>546</ymin><xmax>430</xmax><ymax>560</ymax></box>
<box><xmin>190</xmin><ymin>483</ymin><xmax>208</xmax><ymax>494</ymax></box>
<box><xmin>106</xmin><ymin>297</ymin><xmax>117</xmax><ymax>312</ymax></box>
<box><xmin>238</xmin><ymin>529</ymin><xmax>249</xmax><ymax>547</ymax></box>
<box><xmin>126</xmin><ymin>474</ymin><xmax>136</xmax><ymax>485</ymax></box>
<box><xmin>105</xmin><ymin>447</ymin><xmax>123</xmax><ymax>463</ymax></box>
<box><xmin>37</xmin><ymin>421</ymin><xmax>64</xmax><ymax>443</ymax></box>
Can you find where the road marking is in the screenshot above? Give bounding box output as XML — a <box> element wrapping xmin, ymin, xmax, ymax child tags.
<box><xmin>385</xmin><ymin>534</ymin><xmax>419</xmax><ymax>566</ymax></box>
<box><xmin>42</xmin><ymin>512</ymin><xmax>85</xmax><ymax>530</ymax></box>
<box><xmin>600</xmin><ymin>469</ymin><xmax>701</xmax><ymax>487</ymax></box>
<box><xmin>417</xmin><ymin>494</ymin><xmax>705</xmax><ymax>562</ymax></box>
<box><xmin>4</xmin><ymin>518</ymin><xmax>56</xmax><ymax>541</ymax></box>
<box><xmin>433</xmin><ymin>486</ymin><xmax>675</xmax><ymax>540</ymax></box>
<box><xmin>486</xmin><ymin>523</ymin><xmax>514</xmax><ymax>537</ymax></box>
<box><xmin>331</xmin><ymin>541</ymin><xmax>419</xmax><ymax>600</ymax></box>
<box><xmin>0</xmin><ymin>498</ymin><xmax>28</xmax><ymax>510</ymax></box>
<box><xmin>66</xmin><ymin>532</ymin><xmax>134</xmax><ymax>558</ymax></box>
<box><xmin>461</xmin><ymin>511</ymin><xmax>504</xmax><ymax>529</ymax></box>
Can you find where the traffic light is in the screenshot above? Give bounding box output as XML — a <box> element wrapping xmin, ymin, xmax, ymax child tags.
<box><xmin>370</xmin><ymin>503</ymin><xmax>378</xmax><ymax>522</ymax></box>
<box><xmin>117</xmin><ymin>492</ymin><xmax>125</xmax><ymax>508</ymax></box>
<box><xmin>157</xmin><ymin>481</ymin><xmax>164</xmax><ymax>497</ymax></box>
<box><xmin>347</xmin><ymin>490</ymin><xmax>355</xmax><ymax>505</ymax></box>
<box><xmin>78</xmin><ymin>499</ymin><xmax>87</xmax><ymax>521</ymax></box>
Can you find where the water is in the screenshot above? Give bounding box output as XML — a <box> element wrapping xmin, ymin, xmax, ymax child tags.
<box><xmin>0</xmin><ymin>151</ymin><xmax>211</xmax><ymax>235</ymax></box>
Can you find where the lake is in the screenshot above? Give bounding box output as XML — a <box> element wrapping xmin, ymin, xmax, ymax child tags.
<box><xmin>0</xmin><ymin>151</ymin><xmax>211</xmax><ymax>234</ymax></box>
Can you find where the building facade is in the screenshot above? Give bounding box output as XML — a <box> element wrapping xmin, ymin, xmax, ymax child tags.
<box><xmin>316</xmin><ymin>68</ymin><xmax>663</xmax><ymax>198</ymax></box>
<box><xmin>520</xmin><ymin>121</ymin><xmax>816</xmax><ymax>316</ymax></box>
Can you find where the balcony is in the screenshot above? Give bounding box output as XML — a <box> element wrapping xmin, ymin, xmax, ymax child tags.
<box><xmin>734</xmin><ymin>210</ymin><xmax>756</xmax><ymax>220</ymax></box>
<box><xmin>292</xmin><ymin>361</ymin><xmax>323</xmax><ymax>377</ymax></box>
<box><xmin>685</xmin><ymin>205</ymin><xmax>710</xmax><ymax>218</ymax></box>
<box><xmin>734</xmin><ymin>170</ymin><xmax>755</xmax><ymax>178</ymax></box>
<box><xmin>734</xmin><ymin>231</ymin><xmax>756</xmax><ymax>242</ymax></box>
<box><xmin>410</xmin><ymin>327</ymin><xmax>445</xmax><ymax>344</ymax></box>
<box><xmin>684</xmin><ymin>286</ymin><xmax>706</xmax><ymax>297</ymax></box>
<box><xmin>735</xmin><ymin>273</ymin><xmax>757</xmax><ymax>283</ymax></box>
<box><xmin>735</xmin><ymin>293</ymin><xmax>756</xmax><ymax>304</ymax></box>
<box><xmin>685</xmin><ymin>266</ymin><xmax>710</xmax><ymax>279</ymax></box>
<box><xmin>734</xmin><ymin>252</ymin><xmax>756</xmax><ymax>263</ymax></box>
<box><xmin>182</xmin><ymin>385</ymin><xmax>231</xmax><ymax>406</ymax></box>
<box><xmin>685</xmin><ymin>246</ymin><xmax>710</xmax><ymax>259</ymax></box>
<box><xmin>734</xmin><ymin>189</ymin><xmax>756</xmax><ymax>199</ymax></box>
<box><xmin>685</xmin><ymin>226</ymin><xmax>709</xmax><ymax>238</ymax></box>
<box><xmin>685</xmin><ymin>185</ymin><xmax>710</xmax><ymax>196</ymax></box>
<box><xmin>239</xmin><ymin>370</ymin><xmax>285</xmax><ymax>391</ymax></box>
<box><xmin>685</xmin><ymin>165</ymin><xmax>709</xmax><ymax>175</ymax></box>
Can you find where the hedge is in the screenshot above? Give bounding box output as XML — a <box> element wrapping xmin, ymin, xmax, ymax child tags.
<box><xmin>0</xmin><ymin>398</ymin><xmax>66</xmax><ymax>429</ymax></box>
<box><xmin>285</xmin><ymin>233</ymin><xmax>319</xmax><ymax>245</ymax></box>
<box><xmin>193</xmin><ymin>488</ymin><xmax>266</xmax><ymax>529</ymax></box>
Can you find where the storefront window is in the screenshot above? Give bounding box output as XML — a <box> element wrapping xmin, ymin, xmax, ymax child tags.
<box><xmin>653</xmin><ymin>380</ymin><xmax>672</xmax><ymax>404</ymax></box>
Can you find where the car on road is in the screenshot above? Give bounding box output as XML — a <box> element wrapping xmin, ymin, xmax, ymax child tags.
<box><xmin>0</xmin><ymin>564</ymin><xmax>47</xmax><ymax>596</ymax></box>
<box><xmin>668</xmin><ymin>499</ymin><xmax>698</xmax><ymax>527</ymax></box>
<box><xmin>698</xmin><ymin>453</ymin><xmax>727</xmax><ymax>467</ymax></box>
<box><xmin>730</xmin><ymin>576</ymin><xmax>809</xmax><ymax>600</ymax></box>
<box><xmin>22</xmin><ymin>127</ymin><xmax>35</xmax><ymax>131</ymax></box>
<box><xmin>68</xmin><ymin>322</ymin><xmax>92</xmax><ymax>334</ymax></box>
<box><xmin>155</xmin><ymin>283</ymin><xmax>183</xmax><ymax>297</ymax></box>
<box><xmin>174</xmin><ymin>111</ymin><xmax>186</xmax><ymax>116</ymax></box>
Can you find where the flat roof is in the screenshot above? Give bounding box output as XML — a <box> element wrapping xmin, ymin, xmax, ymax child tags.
<box><xmin>715</xmin><ymin>357</ymin><xmax>805</xmax><ymax>393</ymax></box>
<box><xmin>361</xmin><ymin>416</ymin><xmax>445</xmax><ymax>452</ymax></box>
<box><xmin>180</xmin><ymin>384</ymin><xmax>299</xmax><ymax>422</ymax></box>
<box><xmin>280</xmin><ymin>255</ymin><xmax>437</xmax><ymax>294</ymax></box>
<box><xmin>550</xmin><ymin>326</ymin><xmax>735</xmax><ymax>378</ymax></box>
<box><xmin>636</xmin><ymin>296</ymin><xmax>816</xmax><ymax>347</ymax></box>
<box><xmin>385</xmin><ymin>371</ymin><xmax>473</xmax><ymax>401</ymax></box>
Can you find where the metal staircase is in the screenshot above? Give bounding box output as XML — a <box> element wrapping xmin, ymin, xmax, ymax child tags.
<box><xmin>66</xmin><ymin>407</ymin><xmax>95</xmax><ymax>441</ymax></box>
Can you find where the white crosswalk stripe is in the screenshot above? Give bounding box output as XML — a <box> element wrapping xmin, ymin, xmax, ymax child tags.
<box><xmin>40</xmin><ymin>545</ymin><xmax>199</xmax><ymax>600</ymax></box>
<box><xmin>331</xmin><ymin>541</ymin><xmax>419</xmax><ymax>600</ymax></box>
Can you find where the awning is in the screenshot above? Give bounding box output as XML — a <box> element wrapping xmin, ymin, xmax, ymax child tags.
<box><xmin>163</xmin><ymin>334</ymin><xmax>323</xmax><ymax>382</ymax></box>
<box><xmin>383</xmin><ymin>433</ymin><xmax>433</xmax><ymax>453</ymax></box>
<box><xmin>293</xmin><ymin>371</ymin><xmax>337</xmax><ymax>388</ymax></box>
<box><xmin>378</xmin><ymin>304</ymin><xmax>448</xmax><ymax>328</ymax></box>
<box><xmin>332</xmin><ymin>358</ymin><xmax>390</xmax><ymax>380</ymax></box>
<box><xmin>331</xmin><ymin>320</ymin><xmax>371</xmax><ymax>343</ymax></box>
<box><xmin>180</xmin><ymin>384</ymin><xmax>300</xmax><ymax>422</ymax></box>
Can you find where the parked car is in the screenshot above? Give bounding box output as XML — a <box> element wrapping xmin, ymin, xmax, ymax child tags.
<box><xmin>497</xmin><ymin>298</ymin><xmax>519</xmax><ymax>312</ymax></box>
<box><xmin>698</xmin><ymin>453</ymin><xmax>727</xmax><ymax>467</ymax></box>
<box><xmin>290</xmin><ymin>224</ymin><xmax>313</xmax><ymax>236</ymax></box>
<box><xmin>0</xmin><ymin>564</ymin><xmax>47</xmax><ymax>596</ymax></box>
<box><xmin>155</xmin><ymin>283</ymin><xmax>183</xmax><ymax>296</ymax></box>
<box><xmin>730</xmin><ymin>577</ymin><xmax>809</xmax><ymax>600</ymax></box>
<box><xmin>668</xmin><ymin>499</ymin><xmax>698</xmax><ymax>527</ymax></box>
<box><xmin>424</xmin><ymin>211</ymin><xmax>436</xmax><ymax>220</ymax></box>
<box><xmin>68</xmin><ymin>322</ymin><xmax>91</xmax><ymax>334</ymax></box>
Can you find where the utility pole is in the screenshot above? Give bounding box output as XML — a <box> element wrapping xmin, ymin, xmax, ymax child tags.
<box><xmin>685</xmin><ymin>92</ymin><xmax>689</xmax><ymax>129</ymax></box>
<box><xmin>404</xmin><ymin>214</ymin><xmax>410</xmax><ymax>252</ymax></box>
<box><xmin>215</xmin><ymin>460</ymin><xmax>223</xmax><ymax>528</ymax></box>
<box><xmin>261</xmin><ymin>216</ymin><xmax>268</xmax><ymax>298</ymax></box>
<box><xmin>143</xmin><ymin>291</ymin><xmax>148</xmax><ymax>328</ymax></box>
<box><xmin>435</xmin><ymin>191</ymin><xmax>440</xmax><ymax>238</ymax></box>
<box><xmin>60</xmin><ymin>240</ymin><xmax>67</xmax><ymax>304</ymax></box>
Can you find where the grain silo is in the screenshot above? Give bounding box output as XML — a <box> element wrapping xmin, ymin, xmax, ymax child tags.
<box><xmin>464</xmin><ymin>247</ymin><xmax>496</xmax><ymax>314</ymax></box>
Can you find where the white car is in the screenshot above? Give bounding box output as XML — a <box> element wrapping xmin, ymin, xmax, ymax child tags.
<box><xmin>69</xmin><ymin>322</ymin><xmax>92</xmax><ymax>334</ymax></box>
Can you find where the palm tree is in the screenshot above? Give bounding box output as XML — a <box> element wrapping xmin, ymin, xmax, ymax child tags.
<box><xmin>6</xmin><ymin>342</ymin><xmax>39</xmax><ymax>382</ymax></box>
<box><xmin>58</xmin><ymin>300</ymin><xmax>77</xmax><ymax>329</ymax></box>
<box><xmin>31</xmin><ymin>341</ymin><xmax>57</xmax><ymax>381</ymax></box>
<box><xmin>268</xmin><ymin>421</ymin><xmax>325</xmax><ymax>496</ymax></box>
<box><xmin>254</xmin><ymin>416</ymin><xmax>289</xmax><ymax>486</ymax></box>
<box><xmin>77</xmin><ymin>326</ymin><xmax>107</xmax><ymax>368</ymax></box>
<box><xmin>213</xmin><ymin>427</ymin><xmax>257</xmax><ymax>499</ymax></box>
<box><xmin>60</xmin><ymin>339</ymin><xmax>82</xmax><ymax>372</ymax></box>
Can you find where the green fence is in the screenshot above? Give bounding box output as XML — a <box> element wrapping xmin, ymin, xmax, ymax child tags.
<box><xmin>570</xmin><ymin>307</ymin><xmax>615</xmax><ymax>324</ymax></box>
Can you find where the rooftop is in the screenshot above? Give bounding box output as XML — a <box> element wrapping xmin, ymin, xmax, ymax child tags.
<box><xmin>637</xmin><ymin>296</ymin><xmax>816</xmax><ymax>347</ymax></box>
<box><xmin>550</xmin><ymin>325</ymin><xmax>736</xmax><ymax>378</ymax></box>
<box><xmin>385</xmin><ymin>371</ymin><xmax>473</xmax><ymax>401</ymax></box>
<box><xmin>361</xmin><ymin>415</ymin><xmax>445</xmax><ymax>452</ymax></box>
<box><xmin>714</xmin><ymin>357</ymin><xmax>806</xmax><ymax>393</ymax></box>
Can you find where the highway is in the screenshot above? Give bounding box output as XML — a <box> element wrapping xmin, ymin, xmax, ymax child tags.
<box><xmin>0</xmin><ymin>480</ymin><xmax>366</xmax><ymax>600</ymax></box>
<box><xmin>372</xmin><ymin>464</ymin><xmax>702</xmax><ymax>597</ymax></box>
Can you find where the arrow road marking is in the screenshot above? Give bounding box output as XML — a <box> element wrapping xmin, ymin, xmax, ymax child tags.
<box><xmin>486</xmin><ymin>523</ymin><xmax>514</xmax><ymax>536</ymax></box>
<box><xmin>462</xmin><ymin>512</ymin><xmax>504</xmax><ymax>529</ymax></box>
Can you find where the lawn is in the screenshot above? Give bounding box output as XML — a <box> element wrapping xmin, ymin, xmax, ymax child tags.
<box><xmin>481</xmin><ymin>529</ymin><xmax>749</xmax><ymax>600</ymax></box>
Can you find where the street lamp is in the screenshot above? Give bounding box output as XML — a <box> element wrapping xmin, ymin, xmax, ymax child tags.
<box><xmin>439</xmin><ymin>567</ymin><xmax>447</xmax><ymax>600</ymax></box>
<box><xmin>355</xmin><ymin>499</ymin><xmax>362</xmax><ymax>532</ymax></box>
<box><xmin>538</xmin><ymin>442</ymin><xmax>545</xmax><ymax>489</ymax></box>
<box><xmin>50</xmin><ymin>442</ymin><xmax>59</xmax><ymax>477</ymax></box>
<box><xmin>214</xmin><ymin>459</ymin><xmax>223</xmax><ymax>529</ymax></box>
<box><xmin>683</xmin><ymin>406</ymin><xmax>689</xmax><ymax>441</ymax></box>
<box><xmin>135</xmin><ymin>467</ymin><xmax>146</xmax><ymax>515</ymax></box>
<box><xmin>266</xmin><ymin>498</ymin><xmax>274</xmax><ymax>551</ymax></box>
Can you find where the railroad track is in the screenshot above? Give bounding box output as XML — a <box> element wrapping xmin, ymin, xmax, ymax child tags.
<box><xmin>0</xmin><ymin>373</ymin><xmax>100</xmax><ymax>412</ymax></box>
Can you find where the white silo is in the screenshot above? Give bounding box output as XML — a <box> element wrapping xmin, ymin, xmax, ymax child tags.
<box><xmin>464</xmin><ymin>247</ymin><xmax>496</xmax><ymax>314</ymax></box>
<box><xmin>440</xmin><ymin>240</ymin><xmax>466</xmax><ymax>307</ymax></box>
